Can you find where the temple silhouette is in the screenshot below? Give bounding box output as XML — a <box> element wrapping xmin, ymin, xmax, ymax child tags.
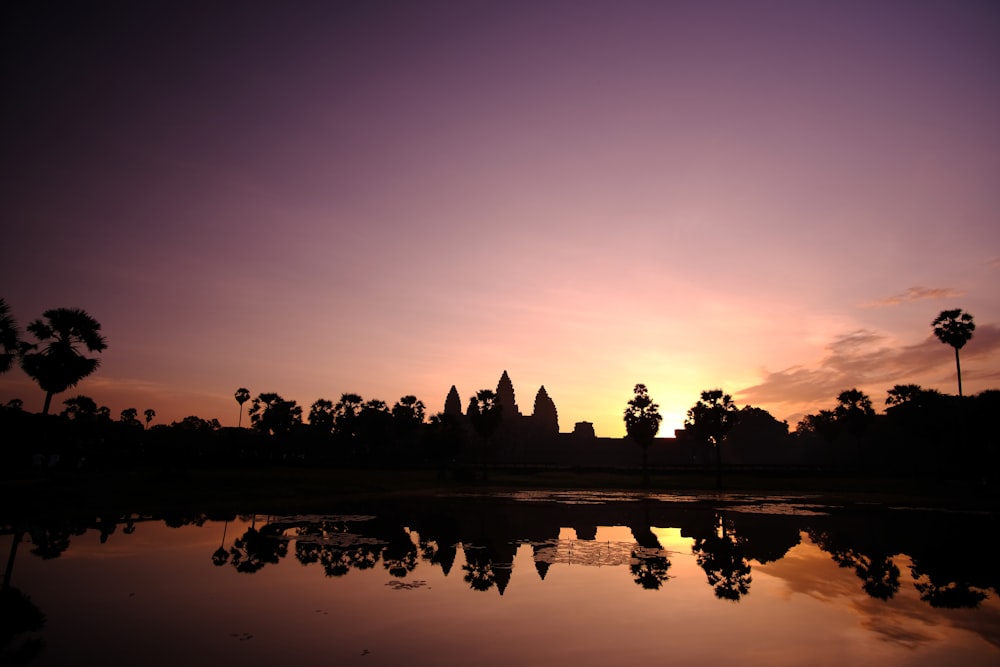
<box><xmin>442</xmin><ymin>370</ymin><xmax>798</xmax><ymax>468</ymax></box>
<box><xmin>442</xmin><ymin>370</ymin><xmax>675</xmax><ymax>467</ymax></box>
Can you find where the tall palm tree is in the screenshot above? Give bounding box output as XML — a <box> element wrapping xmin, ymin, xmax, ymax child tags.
<box><xmin>235</xmin><ymin>387</ymin><xmax>250</xmax><ymax>427</ymax></box>
<box><xmin>0</xmin><ymin>298</ymin><xmax>21</xmax><ymax>374</ymax></box>
<box><xmin>684</xmin><ymin>389</ymin><xmax>738</xmax><ymax>489</ymax></box>
<box><xmin>468</xmin><ymin>389</ymin><xmax>501</xmax><ymax>480</ymax></box>
<box><xmin>20</xmin><ymin>308</ymin><xmax>107</xmax><ymax>415</ymax></box>
<box><xmin>932</xmin><ymin>309</ymin><xmax>975</xmax><ymax>396</ymax></box>
<box><xmin>624</xmin><ymin>384</ymin><xmax>663</xmax><ymax>487</ymax></box>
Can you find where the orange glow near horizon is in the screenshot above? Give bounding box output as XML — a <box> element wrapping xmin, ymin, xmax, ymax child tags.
<box><xmin>1</xmin><ymin>2</ymin><xmax>997</xmax><ymax>434</ymax></box>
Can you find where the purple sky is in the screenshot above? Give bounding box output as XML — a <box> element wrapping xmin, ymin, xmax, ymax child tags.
<box><xmin>2</xmin><ymin>1</ymin><xmax>998</xmax><ymax>435</ymax></box>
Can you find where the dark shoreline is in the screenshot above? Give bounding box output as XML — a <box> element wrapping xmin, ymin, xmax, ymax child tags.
<box><xmin>3</xmin><ymin>465</ymin><xmax>997</xmax><ymax>521</ymax></box>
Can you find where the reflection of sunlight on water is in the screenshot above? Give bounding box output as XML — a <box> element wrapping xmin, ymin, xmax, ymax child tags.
<box><xmin>650</xmin><ymin>526</ymin><xmax>692</xmax><ymax>551</ymax></box>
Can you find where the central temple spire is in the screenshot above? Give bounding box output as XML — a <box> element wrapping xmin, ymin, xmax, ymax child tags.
<box><xmin>496</xmin><ymin>370</ymin><xmax>520</xmax><ymax>419</ymax></box>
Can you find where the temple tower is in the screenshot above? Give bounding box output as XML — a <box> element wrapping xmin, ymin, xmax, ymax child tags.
<box><xmin>532</xmin><ymin>385</ymin><xmax>559</xmax><ymax>433</ymax></box>
<box><xmin>495</xmin><ymin>370</ymin><xmax>520</xmax><ymax>420</ymax></box>
<box><xmin>444</xmin><ymin>385</ymin><xmax>463</xmax><ymax>417</ymax></box>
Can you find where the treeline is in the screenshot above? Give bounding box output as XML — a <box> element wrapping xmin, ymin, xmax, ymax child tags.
<box><xmin>0</xmin><ymin>389</ymin><xmax>468</xmax><ymax>473</ymax></box>
<box><xmin>1</xmin><ymin>383</ymin><xmax>998</xmax><ymax>484</ymax></box>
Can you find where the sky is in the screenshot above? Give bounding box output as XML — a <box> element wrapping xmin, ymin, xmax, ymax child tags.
<box><xmin>1</xmin><ymin>1</ymin><xmax>998</xmax><ymax>436</ymax></box>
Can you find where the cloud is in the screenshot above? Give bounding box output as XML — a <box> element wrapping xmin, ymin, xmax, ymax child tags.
<box><xmin>863</xmin><ymin>286</ymin><xmax>963</xmax><ymax>307</ymax></box>
<box><xmin>737</xmin><ymin>324</ymin><xmax>1000</xmax><ymax>417</ymax></box>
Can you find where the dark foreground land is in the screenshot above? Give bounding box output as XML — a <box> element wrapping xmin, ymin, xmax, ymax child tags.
<box><xmin>2</xmin><ymin>465</ymin><xmax>997</xmax><ymax>520</ymax></box>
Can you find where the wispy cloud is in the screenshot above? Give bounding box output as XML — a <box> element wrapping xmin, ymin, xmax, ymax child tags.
<box><xmin>863</xmin><ymin>286</ymin><xmax>963</xmax><ymax>308</ymax></box>
<box><xmin>737</xmin><ymin>324</ymin><xmax>1000</xmax><ymax>419</ymax></box>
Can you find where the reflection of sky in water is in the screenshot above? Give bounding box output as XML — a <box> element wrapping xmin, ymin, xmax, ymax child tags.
<box><xmin>6</xmin><ymin>504</ymin><xmax>999</xmax><ymax>667</ymax></box>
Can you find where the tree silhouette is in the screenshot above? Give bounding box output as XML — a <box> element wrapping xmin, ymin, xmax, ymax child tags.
<box><xmin>391</xmin><ymin>395</ymin><xmax>425</xmax><ymax>424</ymax></box>
<box><xmin>623</xmin><ymin>384</ymin><xmax>662</xmax><ymax>487</ymax></box>
<box><xmin>308</xmin><ymin>398</ymin><xmax>335</xmax><ymax>434</ymax></box>
<box><xmin>61</xmin><ymin>395</ymin><xmax>98</xmax><ymax>420</ymax></box>
<box><xmin>834</xmin><ymin>388</ymin><xmax>875</xmax><ymax>444</ymax></box>
<box><xmin>468</xmin><ymin>389</ymin><xmax>502</xmax><ymax>479</ymax></box>
<box><xmin>143</xmin><ymin>408</ymin><xmax>155</xmax><ymax>428</ymax></box>
<box><xmin>20</xmin><ymin>308</ymin><xmax>107</xmax><ymax>415</ymax></box>
<box><xmin>247</xmin><ymin>393</ymin><xmax>302</xmax><ymax>436</ymax></box>
<box><xmin>692</xmin><ymin>513</ymin><xmax>752</xmax><ymax>601</ymax></box>
<box><xmin>234</xmin><ymin>387</ymin><xmax>250</xmax><ymax>427</ymax></box>
<box><xmin>932</xmin><ymin>309</ymin><xmax>975</xmax><ymax>396</ymax></box>
<box><xmin>685</xmin><ymin>389</ymin><xmax>738</xmax><ymax>489</ymax></box>
<box><xmin>120</xmin><ymin>407</ymin><xmax>141</xmax><ymax>428</ymax></box>
<box><xmin>0</xmin><ymin>298</ymin><xmax>21</xmax><ymax>374</ymax></box>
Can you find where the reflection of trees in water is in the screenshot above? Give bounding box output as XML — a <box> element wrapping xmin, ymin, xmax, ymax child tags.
<box><xmin>461</xmin><ymin>545</ymin><xmax>496</xmax><ymax>592</ymax></box>
<box><xmin>692</xmin><ymin>513</ymin><xmax>752</xmax><ymax>601</ymax></box>
<box><xmin>212</xmin><ymin>520</ymin><xmax>230</xmax><ymax>566</ymax></box>
<box><xmin>630</xmin><ymin>548</ymin><xmax>671</xmax><ymax>590</ymax></box>
<box><xmin>8</xmin><ymin>498</ymin><xmax>996</xmax><ymax>611</ymax></box>
<box><xmin>380</xmin><ymin>529</ymin><xmax>418</xmax><ymax>578</ymax></box>
<box><xmin>807</xmin><ymin>508</ymin><xmax>1000</xmax><ymax>608</ymax></box>
<box><xmin>292</xmin><ymin>519</ymin><xmax>385</xmax><ymax>578</ymax></box>
<box><xmin>3</xmin><ymin>531</ymin><xmax>46</xmax><ymax>666</ymax></box>
<box><xmin>808</xmin><ymin>524</ymin><xmax>901</xmax><ymax>601</ymax></box>
<box><xmin>229</xmin><ymin>526</ymin><xmax>288</xmax><ymax>574</ymax></box>
<box><xmin>0</xmin><ymin>586</ymin><xmax>46</xmax><ymax>666</ymax></box>
<box><xmin>27</xmin><ymin>526</ymin><xmax>74</xmax><ymax>560</ymax></box>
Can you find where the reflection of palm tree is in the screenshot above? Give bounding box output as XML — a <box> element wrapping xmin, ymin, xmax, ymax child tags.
<box><xmin>2</xmin><ymin>528</ymin><xmax>47</xmax><ymax>664</ymax></box>
<box><xmin>692</xmin><ymin>513</ymin><xmax>752</xmax><ymax>601</ymax></box>
<box><xmin>20</xmin><ymin>308</ymin><xmax>107</xmax><ymax>415</ymax></box>
<box><xmin>462</xmin><ymin>545</ymin><xmax>496</xmax><ymax>592</ymax></box>
<box><xmin>381</xmin><ymin>530</ymin><xmax>418</xmax><ymax>578</ymax></box>
<box><xmin>630</xmin><ymin>549</ymin><xmax>671</xmax><ymax>590</ymax></box>
<box><xmin>229</xmin><ymin>525</ymin><xmax>288</xmax><ymax>574</ymax></box>
<box><xmin>808</xmin><ymin>528</ymin><xmax>901</xmax><ymax>601</ymax></box>
<box><xmin>1</xmin><ymin>586</ymin><xmax>46</xmax><ymax>665</ymax></box>
<box><xmin>212</xmin><ymin>521</ymin><xmax>230</xmax><ymax>566</ymax></box>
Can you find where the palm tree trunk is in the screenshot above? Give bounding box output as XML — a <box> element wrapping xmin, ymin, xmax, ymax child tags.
<box><xmin>715</xmin><ymin>442</ymin><xmax>723</xmax><ymax>489</ymax></box>
<box><xmin>641</xmin><ymin>446</ymin><xmax>649</xmax><ymax>488</ymax></box>
<box><xmin>42</xmin><ymin>391</ymin><xmax>53</xmax><ymax>415</ymax></box>
<box><xmin>4</xmin><ymin>530</ymin><xmax>22</xmax><ymax>589</ymax></box>
<box><xmin>955</xmin><ymin>347</ymin><xmax>963</xmax><ymax>397</ymax></box>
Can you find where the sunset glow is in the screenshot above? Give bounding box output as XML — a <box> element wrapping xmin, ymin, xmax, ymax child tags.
<box><xmin>2</xmin><ymin>2</ymin><xmax>998</xmax><ymax>435</ymax></box>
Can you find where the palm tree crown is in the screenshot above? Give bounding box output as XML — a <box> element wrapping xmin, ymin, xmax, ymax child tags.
<box><xmin>0</xmin><ymin>298</ymin><xmax>22</xmax><ymax>374</ymax></box>
<box><xmin>932</xmin><ymin>309</ymin><xmax>975</xmax><ymax>396</ymax></box>
<box><xmin>20</xmin><ymin>307</ymin><xmax>107</xmax><ymax>414</ymax></box>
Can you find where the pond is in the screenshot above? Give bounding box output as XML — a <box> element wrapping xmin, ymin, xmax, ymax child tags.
<box><xmin>3</xmin><ymin>491</ymin><xmax>999</xmax><ymax>666</ymax></box>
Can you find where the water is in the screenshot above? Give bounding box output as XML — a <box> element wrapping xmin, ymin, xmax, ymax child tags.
<box><xmin>3</xmin><ymin>491</ymin><xmax>998</xmax><ymax>666</ymax></box>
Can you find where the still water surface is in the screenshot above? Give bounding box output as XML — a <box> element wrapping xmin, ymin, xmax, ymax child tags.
<box><xmin>4</xmin><ymin>491</ymin><xmax>998</xmax><ymax>666</ymax></box>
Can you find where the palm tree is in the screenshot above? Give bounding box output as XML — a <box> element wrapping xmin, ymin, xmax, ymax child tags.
<box><xmin>144</xmin><ymin>408</ymin><xmax>156</xmax><ymax>428</ymax></box>
<box><xmin>0</xmin><ymin>298</ymin><xmax>21</xmax><ymax>374</ymax></box>
<box><xmin>235</xmin><ymin>387</ymin><xmax>250</xmax><ymax>427</ymax></box>
<box><xmin>623</xmin><ymin>384</ymin><xmax>663</xmax><ymax>487</ymax></box>
<box><xmin>932</xmin><ymin>309</ymin><xmax>975</xmax><ymax>396</ymax></box>
<box><xmin>684</xmin><ymin>389</ymin><xmax>738</xmax><ymax>489</ymax></box>
<box><xmin>20</xmin><ymin>308</ymin><xmax>107</xmax><ymax>415</ymax></box>
<box><xmin>468</xmin><ymin>389</ymin><xmax>502</xmax><ymax>480</ymax></box>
